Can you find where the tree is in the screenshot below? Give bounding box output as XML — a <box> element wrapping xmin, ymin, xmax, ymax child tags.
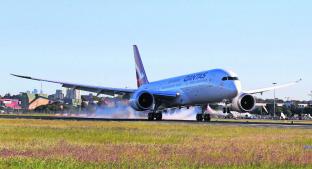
<box><xmin>251</xmin><ymin>107</ymin><xmax>264</xmax><ymax>115</ymax></box>
<box><xmin>34</xmin><ymin>102</ymin><xmax>69</xmax><ymax>113</ymax></box>
<box><xmin>304</xmin><ymin>107</ymin><xmax>312</xmax><ymax>116</ymax></box>
<box><xmin>4</xmin><ymin>93</ymin><xmax>11</xmax><ymax>98</ymax></box>
<box><xmin>282</xmin><ymin>106</ymin><xmax>293</xmax><ymax>117</ymax></box>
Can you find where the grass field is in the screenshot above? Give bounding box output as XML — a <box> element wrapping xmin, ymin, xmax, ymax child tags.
<box><xmin>0</xmin><ymin>119</ymin><xmax>311</xmax><ymax>169</ymax></box>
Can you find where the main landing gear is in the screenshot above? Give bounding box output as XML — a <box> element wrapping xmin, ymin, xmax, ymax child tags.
<box><xmin>196</xmin><ymin>105</ymin><xmax>211</xmax><ymax>122</ymax></box>
<box><xmin>223</xmin><ymin>105</ymin><xmax>234</xmax><ymax>119</ymax></box>
<box><xmin>223</xmin><ymin>101</ymin><xmax>231</xmax><ymax>114</ymax></box>
<box><xmin>147</xmin><ymin>103</ymin><xmax>163</xmax><ymax>121</ymax></box>
<box><xmin>147</xmin><ymin>112</ymin><xmax>163</xmax><ymax>121</ymax></box>
<box><xmin>196</xmin><ymin>114</ymin><xmax>211</xmax><ymax>122</ymax></box>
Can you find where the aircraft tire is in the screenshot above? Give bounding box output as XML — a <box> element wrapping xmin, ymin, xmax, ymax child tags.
<box><xmin>203</xmin><ymin>114</ymin><xmax>211</xmax><ymax>122</ymax></box>
<box><xmin>196</xmin><ymin>114</ymin><xmax>203</xmax><ymax>122</ymax></box>
<box><xmin>155</xmin><ymin>113</ymin><xmax>163</xmax><ymax>121</ymax></box>
<box><xmin>148</xmin><ymin>113</ymin><xmax>155</xmax><ymax>121</ymax></box>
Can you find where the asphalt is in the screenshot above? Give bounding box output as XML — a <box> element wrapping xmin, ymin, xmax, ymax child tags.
<box><xmin>0</xmin><ymin>115</ymin><xmax>312</xmax><ymax>129</ymax></box>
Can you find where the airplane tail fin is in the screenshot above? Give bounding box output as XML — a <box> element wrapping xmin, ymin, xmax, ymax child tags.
<box><xmin>133</xmin><ymin>45</ymin><xmax>149</xmax><ymax>87</ymax></box>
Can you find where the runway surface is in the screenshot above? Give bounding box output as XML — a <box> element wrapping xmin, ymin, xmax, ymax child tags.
<box><xmin>0</xmin><ymin>115</ymin><xmax>312</xmax><ymax>129</ymax></box>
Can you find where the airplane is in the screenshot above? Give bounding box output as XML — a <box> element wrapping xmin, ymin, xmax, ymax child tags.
<box><xmin>11</xmin><ymin>45</ymin><xmax>302</xmax><ymax>121</ymax></box>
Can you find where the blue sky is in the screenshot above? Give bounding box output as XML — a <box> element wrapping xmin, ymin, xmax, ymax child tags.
<box><xmin>0</xmin><ymin>0</ymin><xmax>311</xmax><ymax>100</ymax></box>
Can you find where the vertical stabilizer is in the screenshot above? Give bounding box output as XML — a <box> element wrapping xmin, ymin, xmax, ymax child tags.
<box><xmin>133</xmin><ymin>45</ymin><xmax>149</xmax><ymax>87</ymax></box>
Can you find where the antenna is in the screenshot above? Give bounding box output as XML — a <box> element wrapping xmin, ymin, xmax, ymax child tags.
<box><xmin>40</xmin><ymin>82</ymin><xmax>43</xmax><ymax>94</ymax></box>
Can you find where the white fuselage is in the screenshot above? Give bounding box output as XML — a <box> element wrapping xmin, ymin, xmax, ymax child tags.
<box><xmin>137</xmin><ymin>69</ymin><xmax>241</xmax><ymax>107</ymax></box>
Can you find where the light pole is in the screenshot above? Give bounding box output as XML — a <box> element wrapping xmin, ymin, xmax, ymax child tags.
<box><xmin>309</xmin><ymin>91</ymin><xmax>312</xmax><ymax>106</ymax></box>
<box><xmin>273</xmin><ymin>83</ymin><xmax>277</xmax><ymax>118</ymax></box>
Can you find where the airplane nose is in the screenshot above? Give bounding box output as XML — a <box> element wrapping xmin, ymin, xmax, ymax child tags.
<box><xmin>232</xmin><ymin>85</ymin><xmax>239</xmax><ymax>97</ymax></box>
<box><xmin>231</xmin><ymin>81</ymin><xmax>241</xmax><ymax>97</ymax></box>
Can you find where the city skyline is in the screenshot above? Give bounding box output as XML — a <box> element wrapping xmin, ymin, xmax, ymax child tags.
<box><xmin>0</xmin><ymin>1</ymin><xmax>311</xmax><ymax>100</ymax></box>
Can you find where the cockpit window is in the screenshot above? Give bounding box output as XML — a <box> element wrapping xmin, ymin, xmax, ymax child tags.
<box><xmin>222</xmin><ymin>76</ymin><xmax>239</xmax><ymax>81</ymax></box>
<box><xmin>228</xmin><ymin>77</ymin><xmax>239</xmax><ymax>80</ymax></box>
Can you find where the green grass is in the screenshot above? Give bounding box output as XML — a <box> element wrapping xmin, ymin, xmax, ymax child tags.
<box><xmin>0</xmin><ymin>119</ymin><xmax>311</xmax><ymax>169</ymax></box>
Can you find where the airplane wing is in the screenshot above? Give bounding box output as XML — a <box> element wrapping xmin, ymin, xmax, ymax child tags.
<box><xmin>11</xmin><ymin>74</ymin><xmax>136</xmax><ymax>96</ymax></box>
<box><xmin>11</xmin><ymin>74</ymin><xmax>179</xmax><ymax>99</ymax></box>
<box><xmin>245</xmin><ymin>79</ymin><xmax>302</xmax><ymax>94</ymax></box>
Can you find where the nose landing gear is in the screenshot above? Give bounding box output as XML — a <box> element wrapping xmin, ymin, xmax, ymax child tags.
<box><xmin>223</xmin><ymin>107</ymin><xmax>231</xmax><ymax>114</ymax></box>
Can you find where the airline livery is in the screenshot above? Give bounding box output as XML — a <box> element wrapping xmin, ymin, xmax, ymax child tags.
<box><xmin>12</xmin><ymin>45</ymin><xmax>301</xmax><ymax>121</ymax></box>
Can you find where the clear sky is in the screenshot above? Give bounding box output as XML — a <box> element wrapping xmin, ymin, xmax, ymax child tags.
<box><xmin>0</xmin><ymin>0</ymin><xmax>311</xmax><ymax>100</ymax></box>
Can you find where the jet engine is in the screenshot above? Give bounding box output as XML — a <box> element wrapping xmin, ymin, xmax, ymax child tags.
<box><xmin>130</xmin><ymin>91</ymin><xmax>155</xmax><ymax>111</ymax></box>
<box><xmin>230</xmin><ymin>93</ymin><xmax>256</xmax><ymax>112</ymax></box>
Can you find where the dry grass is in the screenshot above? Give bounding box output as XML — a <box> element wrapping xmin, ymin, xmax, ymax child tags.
<box><xmin>0</xmin><ymin>119</ymin><xmax>311</xmax><ymax>168</ymax></box>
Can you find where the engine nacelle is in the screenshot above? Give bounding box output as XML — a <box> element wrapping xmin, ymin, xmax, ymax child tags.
<box><xmin>130</xmin><ymin>91</ymin><xmax>155</xmax><ymax>111</ymax></box>
<box><xmin>230</xmin><ymin>93</ymin><xmax>256</xmax><ymax>112</ymax></box>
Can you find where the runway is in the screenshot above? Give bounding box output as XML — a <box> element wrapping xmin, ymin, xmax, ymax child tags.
<box><xmin>0</xmin><ymin>115</ymin><xmax>312</xmax><ymax>129</ymax></box>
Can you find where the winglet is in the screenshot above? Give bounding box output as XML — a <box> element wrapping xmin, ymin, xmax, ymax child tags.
<box><xmin>11</xmin><ymin>73</ymin><xmax>51</xmax><ymax>82</ymax></box>
<box><xmin>296</xmin><ymin>78</ymin><xmax>303</xmax><ymax>83</ymax></box>
<box><xmin>133</xmin><ymin>45</ymin><xmax>149</xmax><ymax>87</ymax></box>
<box><xmin>11</xmin><ymin>74</ymin><xmax>32</xmax><ymax>80</ymax></box>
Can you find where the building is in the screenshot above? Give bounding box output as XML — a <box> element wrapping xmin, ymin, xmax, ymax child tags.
<box><xmin>19</xmin><ymin>92</ymin><xmax>37</xmax><ymax>109</ymax></box>
<box><xmin>0</xmin><ymin>99</ymin><xmax>21</xmax><ymax>110</ymax></box>
<box><xmin>48</xmin><ymin>90</ymin><xmax>65</xmax><ymax>101</ymax></box>
<box><xmin>66</xmin><ymin>88</ymin><xmax>81</xmax><ymax>100</ymax></box>
<box><xmin>28</xmin><ymin>96</ymin><xmax>51</xmax><ymax>110</ymax></box>
<box><xmin>55</xmin><ymin>90</ymin><xmax>64</xmax><ymax>100</ymax></box>
<box><xmin>298</xmin><ymin>104</ymin><xmax>309</xmax><ymax>108</ymax></box>
<box><xmin>32</xmin><ymin>89</ymin><xmax>38</xmax><ymax>94</ymax></box>
<box><xmin>64</xmin><ymin>88</ymin><xmax>82</xmax><ymax>106</ymax></box>
<box><xmin>19</xmin><ymin>92</ymin><xmax>50</xmax><ymax>110</ymax></box>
